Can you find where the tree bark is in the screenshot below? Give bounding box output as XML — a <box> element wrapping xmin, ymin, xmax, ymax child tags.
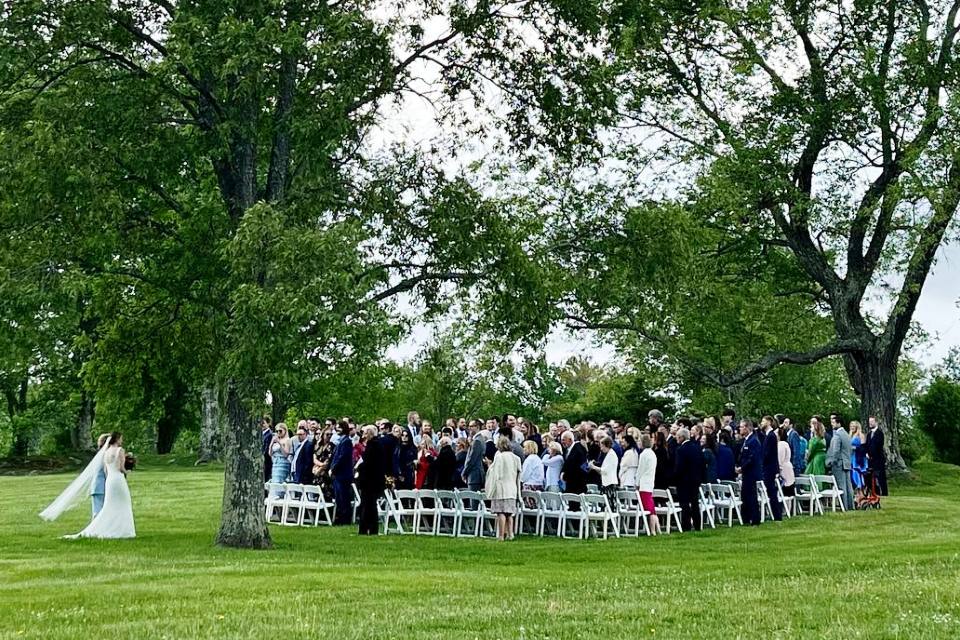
<box><xmin>197</xmin><ymin>382</ymin><xmax>225</xmax><ymax>463</ymax></box>
<box><xmin>156</xmin><ymin>378</ymin><xmax>189</xmax><ymax>454</ymax></box>
<box><xmin>74</xmin><ymin>390</ymin><xmax>96</xmax><ymax>452</ymax></box>
<box><xmin>215</xmin><ymin>381</ymin><xmax>272</xmax><ymax>549</ymax></box>
<box><xmin>850</xmin><ymin>352</ymin><xmax>906</xmax><ymax>473</ymax></box>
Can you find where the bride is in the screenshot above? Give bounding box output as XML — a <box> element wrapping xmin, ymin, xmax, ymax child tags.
<box><xmin>40</xmin><ymin>432</ymin><xmax>136</xmax><ymax>539</ymax></box>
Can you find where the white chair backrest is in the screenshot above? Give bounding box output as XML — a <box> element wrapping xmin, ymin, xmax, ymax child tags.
<box><xmin>582</xmin><ymin>494</ymin><xmax>610</xmax><ymax>513</ymax></box>
<box><xmin>616</xmin><ymin>490</ymin><xmax>640</xmax><ymax>510</ymax></box>
<box><xmin>540</xmin><ymin>491</ymin><xmax>564</xmax><ymax>512</ymax></box>
<box><xmin>561</xmin><ymin>493</ymin><xmax>584</xmax><ymax>512</ymax></box>
<box><xmin>457</xmin><ymin>490</ymin><xmax>484</xmax><ymax>512</ymax></box>
<box><xmin>586</xmin><ymin>484</ymin><xmax>600</xmax><ymax>495</ymax></box>
<box><xmin>435</xmin><ymin>490</ymin><xmax>458</xmax><ymax>508</ymax></box>
<box><xmin>302</xmin><ymin>485</ymin><xmax>321</xmax><ymax>502</ymax></box>
<box><xmin>394</xmin><ymin>489</ymin><xmax>419</xmax><ymax>509</ymax></box>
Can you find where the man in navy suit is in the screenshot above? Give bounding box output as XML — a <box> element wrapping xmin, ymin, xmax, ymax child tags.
<box><xmin>561</xmin><ymin>430</ymin><xmax>588</xmax><ymax>498</ymax></box>
<box><xmin>356</xmin><ymin>425</ymin><xmax>387</xmax><ymax>535</ymax></box>
<box><xmin>760</xmin><ymin>416</ymin><xmax>783</xmax><ymax>521</ymax></box>
<box><xmin>291</xmin><ymin>425</ymin><xmax>315</xmax><ymax>485</ymax></box>
<box><xmin>866</xmin><ymin>416</ymin><xmax>888</xmax><ymax>496</ymax></box>
<box><xmin>260</xmin><ymin>416</ymin><xmax>273</xmax><ymax>483</ymax></box>
<box><xmin>673</xmin><ymin>427</ymin><xmax>704</xmax><ymax>531</ymax></box>
<box><xmin>330</xmin><ymin>420</ymin><xmax>355</xmax><ymax>525</ymax></box>
<box><xmin>736</xmin><ymin>418</ymin><xmax>763</xmax><ymax>526</ymax></box>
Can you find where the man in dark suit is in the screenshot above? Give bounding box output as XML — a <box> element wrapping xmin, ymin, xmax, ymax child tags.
<box><xmin>356</xmin><ymin>425</ymin><xmax>386</xmax><ymax>535</ymax></box>
<box><xmin>736</xmin><ymin>418</ymin><xmax>763</xmax><ymax>526</ymax></box>
<box><xmin>291</xmin><ymin>425</ymin><xmax>315</xmax><ymax>485</ymax></box>
<box><xmin>462</xmin><ymin>427</ymin><xmax>488</xmax><ymax>490</ymax></box>
<box><xmin>260</xmin><ymin>416</ymin><xmax>273</xmax><ymax>484</ymax></box>
<box><xmin>330</xmin><ymin>421</ymin><xmax>355</xmax><ymax>525</ymax></box>
<box><xmin>760</xmin><ymin>416</ymin><xmax>783</xmax><ymax>521</ymax></box>
<box><xmin>866</xmin><ymin>416</ymin><xmax>888</xmax><ymax>496</ymax></box>
<box><xmin>673</xmin><ymin>427</ymin><xmax>704</xmax><ymax>531</ymax></box>
<box><xmin>561</xmin><ymin>430</ymin><xmax>588</xmax><ymax>497</ymax></box>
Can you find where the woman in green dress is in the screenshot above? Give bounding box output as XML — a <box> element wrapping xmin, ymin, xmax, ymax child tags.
<box><xmin>804</xmin><ymin>418</ymin><xmax>827</xmax><ymax>475</ymax></box>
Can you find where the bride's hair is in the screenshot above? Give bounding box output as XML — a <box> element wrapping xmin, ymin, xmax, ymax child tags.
<box><xmin>108</xmin><ymin>432</ymin><xmax>123</xmax><ymax>446</ymax></box>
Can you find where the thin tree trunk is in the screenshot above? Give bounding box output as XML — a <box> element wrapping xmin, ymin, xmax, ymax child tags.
<box><xmin>215</xmin><ymin>381</ymin><xmax>272</xmax><ymax>549</ymax></box>
<box><xmin>271</xmin><ymin>388</ymin><xmax>287</xmax><ymax>428</ymax></box>
<box><xmin>197</xmin><ymin>382</ymin><xmax>225</xmax><ymax>463</ymax></box>
<box><xmin>156</xmin><ymin>378</ymin><xmax>189</xmax><ymax>454</ymax></box>
<box><xmin>74</xmin><ymin>390</ymin><xmax>96</xmax><ymax>452</ymax></box>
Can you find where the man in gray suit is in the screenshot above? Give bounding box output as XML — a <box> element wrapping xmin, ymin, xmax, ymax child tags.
<box><xmin>826</xmin><ymin>420</ymin><xmax>854</xmax><ymax>510</ymax></box>
<box><xmin>462</xmin><ymin>427</ymin><xmax>488</xmax><ymax>491</ymax></box>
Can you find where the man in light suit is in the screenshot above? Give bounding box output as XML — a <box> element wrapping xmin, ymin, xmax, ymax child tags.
<box><xmin>90</xmin><ymin>433</ymin><xmax>110</xmax><ymax>518</ymax></box>
<box><xmin>826</xmin><ymin>419</ymin><xmax>854</xmax><ymax>510</ymax></box>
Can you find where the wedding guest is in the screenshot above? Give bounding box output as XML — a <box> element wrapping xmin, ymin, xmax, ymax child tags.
<box><xmin>560</xmin><ymin>430</ymin><xmax>588</xmax><ymax>497</ymax></box>
<box><xmin>673</xmin><ymin>428</ymin><xmax>703</xmax><ymax>531</ymax></box>
<box><xmin>261</xmin><ymin>415</ymin><xmax>274</xmax><ymax>483</ymax></box>
<box><xmin>463</xmin><ymin>426</ymin><xmax>488</xmax><ymax>491</ymax></box>
<box><xmin>520</xmin><ymin>440</ymin><xmax>545</xmax><ymax>490</ymax></box>
<box><xmin>454</xmin><ymin>437</ymin><xmax>469</xmax><ymax>488</ymax></box>
<box><xmin>312</xmin><ymin>428</ymin><xmax>335</xmax><ymax>499</ymax></box>
<box><xmin>269</xmin><ymin>424</ymin><xmax>292</xmax><ymax>487</ymax></box>
<box><xmin>850</xmin><ymin>420</ymin><xmax>868</xmax><ymax>495</ymax></box>
<box><xmin>619</xmin><ymin>434</ymin><xmax>640</xmax><ymax>489</ymax></box>
<box><xmin>291</xmin><ymin>425</ymin><xmax>314</xmax><ymax>485</ymax></box>
<box><xmin>737</xmin><ymin>419</ymin><xmax>762</xmax><ymax>526</ymax></box>
<box><xmin>652</xmin><ymin>431</ymin><xmax>671</xmax><ymax>490</ymax></box>
<box><xmin>636</xmin><ymin>434</ymin><xmax>660</xmax><ymax>535</ymax></box>
<box><xmin>428</xmin><ymin>437</ymin><xmax>458</xmax><ymax>490</ymax></box>
<box><xmin>715</xmin><ymin>431</ymin><xmax>736</xmax><ymax>481</ymax></box>
<box><xmin>589</xmin><ymin>436</ymin><xmax>620</xmax><ymax>507</ymax></box>
<box><xmin>761</xmin><ymin>416</ymin><xmax>783</xmax><ymax>521</ymax></box>
<box><xmin>484</xmin><ymin>436</ymin><xmax>522</xmax><ymax>541</ymax></box>
<box><xmin>701</xmin><ymin>433</ymin><xmax>718</xmax><ymax>484</ymax></box>
<box><xmin>805</xmin><ymin>418</ymin><xmax>827</xmax><ymax>476</ymax></box>
<box><xmin>826</xmin><ymin>417</ymin><xmax>854</xmax><ymax>511</ymax></box>
<box><xmin>542</xmin><ymin>442</ymin><xmax>564</xmax><ymax>491</ymax></box>
<box><xmin>330</xmin><ymin>421</ymin><xmax>354</xmax><ymax>525</ymax></box>
<box><xmin>356</xmin><ymin>426</ymin><xmax>386</xmax><ymax>535</ymax></box>
<box><xmin>414</xmin><ymin>436</ymin><xmax>437</xmax><ymax>489</ymax></box>
<box><xmin>785</xmin><ymin>417</ymin><xmax>807</xmax><ymax>478</ymax></box>
<box><xmin>866</xmin><ymin>416</ymin><xmax>888</xmax><ymax>495</ymax></box>
<box><xmin>393</xmin><ymin>428</ymin><xmax>417</xmax><ymax>489</ymax></box>
<box><xmin>777</xmin><ymin>426</ymin><xmax>795</xmax><ymax>498</ymax></box>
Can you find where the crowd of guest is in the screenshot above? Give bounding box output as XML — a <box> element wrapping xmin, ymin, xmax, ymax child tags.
<box><xmin>260</xmin><ymin>407</ymin><xmax>889</xmax><ymax>539</ymax></box>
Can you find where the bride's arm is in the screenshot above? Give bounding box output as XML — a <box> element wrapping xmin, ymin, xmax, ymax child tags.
<box><xmin>117</xmin><ymin>447</ymin><xmax>127</xmax><ymax>474</ymax></box>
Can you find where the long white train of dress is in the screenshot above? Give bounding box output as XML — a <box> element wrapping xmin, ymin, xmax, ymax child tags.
<box><xmin>65</xmin><ymin>447</ymin><xmax>136</xmax><ymax>539</ymax></box>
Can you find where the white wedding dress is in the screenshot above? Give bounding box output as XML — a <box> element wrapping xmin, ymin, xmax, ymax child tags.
<box><xmin>64</xmin><ymin>446</ymin><xmax>136</xmax><ymax>539</ymax></box>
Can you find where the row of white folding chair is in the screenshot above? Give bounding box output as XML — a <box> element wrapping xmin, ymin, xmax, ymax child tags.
<box><xmin>793</xmin><ymin>476</ymin><xmax>824</xmax><ymax>515</ymax></box>
<box><xmin>264</xmin><ymin>482</ymin><xmax>334</xmax><ymax>527</ymax></box>
<box><xmin>661</xmin><ymin>487</ymin><xmax>715</xmax><ymax>531</ymax></box>
<box><xmin>810</xmin><ymin>474</ymin><xmax>846</xmax><ymax>512</ymax></box>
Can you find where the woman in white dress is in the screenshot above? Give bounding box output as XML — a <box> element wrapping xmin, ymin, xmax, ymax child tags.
<box><xmin>40</xmin><ymin>432</ymin><xmax>136</xmax><ymax>539</ymax></box>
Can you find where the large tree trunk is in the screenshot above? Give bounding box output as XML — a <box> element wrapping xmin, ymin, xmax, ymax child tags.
<box><xmin>73</xmin><ymin>390</ymin><xmax>96</xmax><ymax>452</ymax></box>
<box><xmin>848</xmin><ymin>350</ymin><xmax>906</xmax><ymax>473</ymax></box>
<box><xmin>197</xmin><ymin>382</ymin><xmax>225</xmax><ymax>463</ymax></box>
<box><xmin>156</xmin><ymin>378</ymin><xmax>189</xmax><ymax>454</ymax></box>
<box><xmin>215</xmin><ymin>381</ymin><xmax>272</xmax><ymax>549</ymax></box>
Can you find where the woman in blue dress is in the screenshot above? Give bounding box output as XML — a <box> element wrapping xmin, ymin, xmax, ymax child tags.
<box><xmin>270</xmin><ymin>423</ymin><xmax>293</xmax><ymax>488</ymax></box>
<box><xmin>849</xmin><ymin>420</ymin><xmax>868</xmax><ymax>495</ymax></box>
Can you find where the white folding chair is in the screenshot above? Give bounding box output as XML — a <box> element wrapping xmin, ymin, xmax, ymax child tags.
<box><xmin>415</xmin><ymin>489</ymin><xmax>440</xmax><ymax>535</ymax></box>
<box><xmin>586</xmin><ymin>484</ymin><xmax>601</xmax><ymax>495</ymax></box>
<box><xmin>793</xmin><ymin>476</ymin><xmax>823</xmax><ymax>516</ymax></box>
<box><xmin>539</xmin><ymin>491</ymin><xmax>565</xmax><ymax>537</ymax></box>
<box><xmin>560</xmin><ymin>494</ymin><xmax>588</xmax><ymax>539</ymax></box>
<box><xmin>813</xmin><ymin>474</ymin><xmax>846</xmax><ymax>512</ymax></box>
<box><xmin>434</xmin><ymin>490</ymin><xmax>460</xmax><ymax>536</ymax></box>
<box><xmin>710</xmin><ymin>483</ymin><xmax>742</xmax><ymax>527</ymax></box>
<box><xmin>616</xmin><ymin>490</ymin><xmax>649</xmax><ymax>537</ymax></box>
<box><xmin>699</xmin><ymin>486</ymin><xmax>716</xmax><ymax>529</ymax></box>
<box><xmin>385</xmin><ymin>489</ymin><xmax>419</xmax><ymax>534</ymax></box>
<box><xmin>518</xmin><ymin>490</ymin><xmax>543</xmax><ymax>536</ymax></box>
<box><xmin>455</xmin><ymin>491</ymin><xmax>484</xmax><ymax>537</ymax></box>
<box><xmin>281</xmin><ymin>484</ymin><xmax>306</xmax><ymax>526</ymax></box>
<box><xmin>479</xmin><ymin>496</ymin><xmax>499</xmax><ymax>538</ymax></box>
<box><xmin>301</xmin><ymin>484</ymin><xmax>333</xmax><ymax>526</ymax></box>
<box><xmin>583</xmin><ymin>494</ymin><xmax>620</xmax><ymax>539</ymax></box>
<box><xmin>756</xmin><ymin>481</ymin><xmax>774</xmax><ymax>523</ymax></box>
<box><xmin>778</xmin><ymin>481</ymin><xmax>795</xmax><ymax>518</ymax></box>
<box><xmin>652</xmin><ymin>489</ymin><xmax>683</xmax><ymax>533</ymax></box>
<box><xmin>264</xmin><ymin>482</ymin><xmax>286</xmax><ymax>523</ymax></box>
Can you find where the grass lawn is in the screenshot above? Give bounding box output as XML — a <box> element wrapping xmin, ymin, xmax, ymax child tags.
<box><xmin>2</xmin><ymin>459</ymin><xmax>960</xmax><ymax>639</ymax></box>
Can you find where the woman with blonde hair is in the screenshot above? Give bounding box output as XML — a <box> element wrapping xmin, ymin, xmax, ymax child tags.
<box><xmin>520</xmin><ymin>440</ymin><xmax>545</xmax><ymax>490</ymax></box>
<box><xmin>484</xmin><ymin>436</ymin><xmax>522</xmax><ymax>541</ymax></box>
<box><xmin>849</xmin><ymin>420</ymin><xmax>868</xmax><ymax>494</ymax></box>
<box><xmin>270</xmin><ymin>423</ymin><xmax>293</xmax><ymax>485</ymax></box>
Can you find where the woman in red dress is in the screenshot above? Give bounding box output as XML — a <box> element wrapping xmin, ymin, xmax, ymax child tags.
<box><xmin>414</xmin><ymin>437</ymin><xmax>437</xmax><ymax>489</ymax></box>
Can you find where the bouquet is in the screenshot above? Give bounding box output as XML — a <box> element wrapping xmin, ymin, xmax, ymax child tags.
<box><xmin>124</xmin><ymin>453</ymin><xmax>137</xmax><ymax>471</ymax></box>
